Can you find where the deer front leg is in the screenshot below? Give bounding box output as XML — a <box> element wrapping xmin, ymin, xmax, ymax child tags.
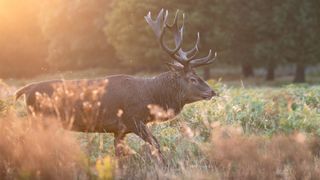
<box><xmin>114</xmin><ymin>120</ymin><xmax>137</xmax><ymax>157</ymax></box>
<box><xmin>114</xmin><ymin>132</ymin><xmax>127</xmax><ymax>157</ymax></box>
<box><xmin>114</xmin><ymin>131</ymin><xmax>136</xmax><ymax>170</ymax></box>
<box><xmin>132</xmin><ymin>121</ymin><xmax>166</xmax><ymax>165</ymax></box>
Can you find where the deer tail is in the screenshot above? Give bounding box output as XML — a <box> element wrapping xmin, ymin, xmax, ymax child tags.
<box><xmin>15</xmin><ymin>84</ymin><xmax>33</xmax><ymax>101</ymax></box>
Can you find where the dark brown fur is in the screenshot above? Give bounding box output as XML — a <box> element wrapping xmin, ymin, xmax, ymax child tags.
<box><xmin>16</xmin><ymin>71</ymin><xmax>215</xmax><ymax>162</ymax></box>
<box><xmin>16</xmin><ymin>9</ymin><xmax>217</xmax><ymax>163</ymax></box>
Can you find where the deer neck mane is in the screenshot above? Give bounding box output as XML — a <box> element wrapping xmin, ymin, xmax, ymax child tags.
<box><xmin>148</xmin><ymin>71</ymin><xmax>186</xmax><ymax>114</ymax></box>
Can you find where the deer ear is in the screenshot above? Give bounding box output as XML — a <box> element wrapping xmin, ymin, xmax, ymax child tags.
<box><xmin>166</xmin><ymin>62</ymin><xmax>184</xmax><ymax>72</ymax></box>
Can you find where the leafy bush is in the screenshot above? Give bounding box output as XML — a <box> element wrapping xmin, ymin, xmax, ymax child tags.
<box><xmin>0</xmin><ymin>115</ymin><xmax>88</xmax><ymax>179</ymax></box>
<box><xmin>5</xmin><ymin>80</ymin><xmax>320</xmax><ymax>179</ymax></box>
<box><xmin>181</xmin><ymin>84</ymin><xmax>320</xmax><ymax>137</ymax></box>
<box><xmin>205</xmin><ymin>125</ymin><xmax>320</xmax><ymax>180</ymax></box>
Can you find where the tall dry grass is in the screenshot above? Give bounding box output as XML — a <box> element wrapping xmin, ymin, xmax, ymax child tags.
<box><xmin>205</xmin><ymin>125</ymin><xmax>320</xmax><ymax>180</ymax></box>
<box><xmin>0</xmin><ymin>114</ymin><xmax>88</xmax><ymax>179</ymax></box>
<box><xmin>1</xmin><ymin>79</ymin><xmax>320</xmax><ymax>179</ymax></box>
<box><xmin>108</xmin><ymin>124</ymin><xmax>320</xmax><ymax>180</ymax></box>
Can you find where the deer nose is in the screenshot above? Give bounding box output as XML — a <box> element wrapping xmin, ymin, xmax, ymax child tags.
<box><xmin>211</xmin><ymin>90</ymin><xmax>218</xmax><ymax>97</ymax></box>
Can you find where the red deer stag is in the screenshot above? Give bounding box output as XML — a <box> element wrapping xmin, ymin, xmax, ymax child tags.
<box><xmin>15</xmin><ymin>9</ymin><xmax>217</xmax><ymax>163</ymax></box>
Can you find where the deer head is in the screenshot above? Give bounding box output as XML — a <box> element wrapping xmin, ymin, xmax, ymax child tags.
<box><xmin>145</xmin><ymin>9</ymin><xmax>217</xmax><ymax>103</ymax></box>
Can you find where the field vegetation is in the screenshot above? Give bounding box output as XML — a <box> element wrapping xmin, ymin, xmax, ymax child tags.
<box><xmin>0</xmin><ymin>0</ymin><xmax>319</xmax><ymax>179</ymax></box>
<box><xmin>1</xmin><ymin>76</ymin><xmax>320</xmax><ymax>179</ymax></box>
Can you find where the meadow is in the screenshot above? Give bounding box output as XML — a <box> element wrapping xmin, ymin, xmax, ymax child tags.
<box><xmin>0</xmin><ymin>0</ymin><xmax>319</xmax><ymax>179</ymax></box>
<box><xmin>0</xmin><ymin>70</ymin><xmax>320</xmax><ymax>179</ymax></box>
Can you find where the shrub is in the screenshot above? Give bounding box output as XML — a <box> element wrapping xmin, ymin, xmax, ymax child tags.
<box><xmin>181</xmin><ymin>84</ymin><xmax>320</xmax><ymax>138</ymax></box>
<box><xmin>204</xmin><ymin>125</ymin><xmax>320</xmax><ymax>180</ymax></box>
<box><xmin>0</xmin><ymin>115</ymin><xmax>88</xmax><ymax>179</ymax></box>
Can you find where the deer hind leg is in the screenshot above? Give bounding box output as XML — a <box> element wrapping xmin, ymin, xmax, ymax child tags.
<box><xmin>114</xmin><ymin>131</ymin><xmax>135</xmax><ymax>170</ymax></box>
<box><xmin>113</xmin><ymin>123</ymin><xmax>135</xmax><ymax>157</ymax></box>
<box><xmin>131</xmin><ymin>121</ymin><xmax>166</xmax><ymax>165</ymax></box>
<box><xmin>114</xmin><ymin>132</ymin><xmax>126</xmax><ymax>157</ymax></box>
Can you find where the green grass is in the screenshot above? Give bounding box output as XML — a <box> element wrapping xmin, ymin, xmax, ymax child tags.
<box><xmin>75</xmin><ymin>83</ymin><xmax>320</xmax><ymax>179</ymax></box>
<box><xmin>1</xmin><ymin>72</ymin><xmax>320</xmax><ymax>179</ymax></box>
<box><xmin>80</xmin><ymin>83</ymin><xmax>320</xmax><ymax>179</ymax></box>
<box><xmin>182</xmin><ymin>83</ymin><xmax>320</xmax><ymax>136</ymax></box>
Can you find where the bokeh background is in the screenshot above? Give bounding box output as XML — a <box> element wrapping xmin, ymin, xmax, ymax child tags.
<box><xmin>0</xmin><ymin>0</ymin><xmax>319</xmax><ymax>84</ymax></box>
<box><xmin>1</xmin><ymin>1</ymin><xmax>320</xmax><ymax>179</ymax></box>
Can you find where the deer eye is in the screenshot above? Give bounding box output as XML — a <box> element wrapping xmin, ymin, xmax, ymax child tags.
<box><xmin>190</xmin><ymin>78</ymin><xmax>198</xmax><ymax>84</ymax></box>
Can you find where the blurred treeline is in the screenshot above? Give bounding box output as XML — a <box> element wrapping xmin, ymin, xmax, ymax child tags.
<box><xmin>0</xmin><ymin>0</ymin><xmax>319</xmax><ymax>82</ymax></box>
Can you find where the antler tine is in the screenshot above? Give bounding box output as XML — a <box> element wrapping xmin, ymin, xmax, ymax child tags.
<box><xmin>161</xmin><ymin>10</ymin><xmax>184</xmax><ymax>56</ymax></box>
<box><xmin>176</xmin><ymin>32</ymin><xmax>200</xmax><ymax>61</ymax></box>
<box><xmin>186</xmin><ymin>32</ymin><xmax>200</xmax><ymax>60</ymax></box>
<box><xmin>165</xmin><ymin>10</ymin><xmax>180</xmax><ymax>28</ymax></box>
<box><xmin>146</xmin><ymin>9</ymin><xmax>217</xmax><ymax>69</ymax></box>
<box><xmin>145</xmin><ymin>9</ymin><xmax>183</xmax><ymax>57</ymax></box>
<box><xmin>190</xmin><ymin>50</ymin><xmax>217</xmax><ymax>68</ymax></box>
<box><xmin>144</xmin><ymin>9</ymin><xmax>164</xmax><ymax>38</ymax></box>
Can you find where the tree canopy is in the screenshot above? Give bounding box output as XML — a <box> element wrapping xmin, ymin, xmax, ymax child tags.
<box><xmin>105</xmin><ymin>0</ymin><xmax>228</xmax><ymax>72</ymax></box>
<box><xmin>106</xmin><ymin>0</ymin><xmax>320</xmax><ymax>81</ymax></box>
<box><xmin>0</xmin><ymin>0</ymin><xmax>319</xmax><ymax>82</ymax></box>
<box><xmin>0</xmin><ymin>0</ymin><xmax>47</xmax><ymax>78</ymax></box>
<box><xmin>40</xmin><ymin>0</ymin><xmax>117</xmax><ymax>70</ymax></box>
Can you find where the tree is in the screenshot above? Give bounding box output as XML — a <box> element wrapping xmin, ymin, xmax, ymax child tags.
<box><xmin>277</xmin><ymin>0</ymin><xmax>320</xmax><ymax>82</ymax></box>
<box><xmin>40</xmin><ymin>0</ymin><xmax>116</xmax><ymax>71</ymax></box>
<box><xmin>105</xmin><ymin>0</ymin><xmax>229</xmax><ymax>74</ymax></box>
<box><xmin>220</xmin><ymin>0</ymin><xmax>320</xmax><ymax>81</ymax></box>
<box><xmin>106</xmin><ymin>0</ymin><xmax>320</xmax><ymax>81</ymax></box>
<box><xmin>225</xmin><ymin>0</ymin><xmax>260</xmax><ymax>78</ymax></box>
<box><xmin>0</xmin><ymin>0</ymin><xmax>48</xmax><ymax>78</ymax></box>
<box><xmin>253</xmin><ymin>0</ymin><xmax>283</xmax><ymax>81</ymax></box>
<box><xmin>105</xmin><ymin>0</ymin><xmax>164</xmax><ymax>71</ymax></box>
<box><xmin>188</xmin><ymin>0</ymin><xmax>230</xmax><ymax>80</ymax></box>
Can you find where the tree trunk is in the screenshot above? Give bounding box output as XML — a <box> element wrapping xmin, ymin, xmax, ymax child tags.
<box><xmin>293</xmin><ymin>63</ymin><xmax>306</xmax><ymax>83</ymax></box>
<box><xmin>203</xmin><ymin>67</ymin><xmax>211</xmax><ymax>80</ymax></box>
<box><xmin>265</xmin><ymin>63</ymin><xmax>275</xmax><ymax>81</ymax></box>
<box><xmin>242</xmin><ymin>64</ymin><xmax>254</xmax><ymax>78</ymax></box>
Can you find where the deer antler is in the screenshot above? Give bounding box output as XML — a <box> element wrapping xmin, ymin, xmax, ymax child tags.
<box><xmin>145</xmin><ymin>9</ymin><xmax>183</xmax><ymax>58</ymax></box>
<box><xmin>145</xmin><ymin>9</ymin><xmax>217</xmax><ymax>69</ymax></box>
